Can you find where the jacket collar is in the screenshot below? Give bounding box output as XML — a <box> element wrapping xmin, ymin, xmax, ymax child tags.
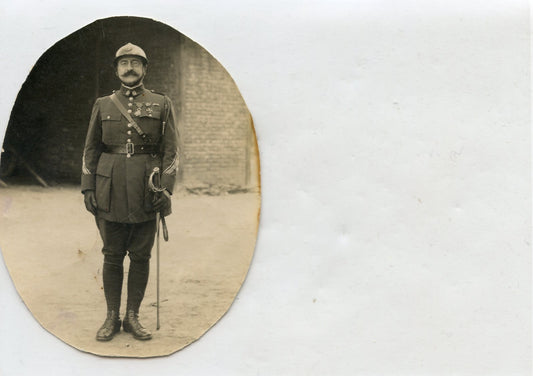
<box><xmin>119</xmin><ymin>83</ymin><xmax>145</xmax><ymax>97</ymax></box>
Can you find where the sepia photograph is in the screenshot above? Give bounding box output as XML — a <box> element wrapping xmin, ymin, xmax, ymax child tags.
<box><xmin>0</xmin><ymin>16</ymin><xmax>260</xmax><ymax>357</ymax></box>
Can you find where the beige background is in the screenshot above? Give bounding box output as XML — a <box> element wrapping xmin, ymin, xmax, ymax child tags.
<box><xmin>1</xmin><ymin>0</ymin><xmax>531</xmax><ymax>375</ymax></box>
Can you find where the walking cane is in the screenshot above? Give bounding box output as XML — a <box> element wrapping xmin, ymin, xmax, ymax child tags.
<box><xmin>148</xmin><ymin>167</ymin><xmax>167</xmax><ymax>330</ymax></box>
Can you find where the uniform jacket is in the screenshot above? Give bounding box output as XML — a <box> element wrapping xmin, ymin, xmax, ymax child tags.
<box><xmin>81</xmin><ymin>84</ymin><xmax>179</xmax><ymax>223</ymax></box>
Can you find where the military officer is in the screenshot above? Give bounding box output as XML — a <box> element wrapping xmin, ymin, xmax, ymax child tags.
<box><xmin>81</xmin><ymin>43</ymin><xmax>179</xmax><ymax>341</ymax></box>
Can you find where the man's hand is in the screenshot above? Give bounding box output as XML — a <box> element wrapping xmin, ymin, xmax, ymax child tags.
<box><xmin>84</xmin><ymin>190</ymin><xmax>97</xmax><ymax>215</ymax></box>
<box><xmin>152</xmin><ymin>190</ymin><xmax>171</xmax><ymax>212</ymax></box>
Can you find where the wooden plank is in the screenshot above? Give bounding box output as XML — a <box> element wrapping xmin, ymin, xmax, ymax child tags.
<box><xmin>5</xmin><ymin>147</ymin><xmax>50</xmax><ymax>188</ymax></box>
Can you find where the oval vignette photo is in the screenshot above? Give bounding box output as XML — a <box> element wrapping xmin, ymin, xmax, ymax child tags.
<box><xmin>0</xmin><ymin>16</ymin><xmax>260</xmax><ymax>357</ymax></box>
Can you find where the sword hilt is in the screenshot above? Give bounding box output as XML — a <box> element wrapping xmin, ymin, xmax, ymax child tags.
<box><xmin>148</xmin><ymin>167</ymin><xmax>165</xmax><ymax>192</ymax></box>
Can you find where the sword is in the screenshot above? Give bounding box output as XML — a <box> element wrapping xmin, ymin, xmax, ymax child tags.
<box><xmin>148</xmin><ymin>167</ymin><xmax>168</xmax><ymax>330</ymax></box>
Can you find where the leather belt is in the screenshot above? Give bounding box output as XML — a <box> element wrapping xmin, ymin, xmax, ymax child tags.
<box><xmin>104</xmin><ymin>143</ymin><xmax>159</xmax><ymax>156</ymax></box>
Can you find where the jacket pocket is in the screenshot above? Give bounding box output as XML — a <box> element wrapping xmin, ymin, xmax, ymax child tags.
<box><xmin>95</xmin><ymin>155</ymin><xmax>114</xmax><ymax>212</ymax></box>
<box><xmin>101</xmin><ymin>111</ymin><xmax>123</xmax><ymax>144</ymax></box>
<box><xmin>147</xmin><ymin>108</ymin><xmax>161</xmax><ymax>119</ymax></box>
<box><xmin>143</xmin><ymin>167</ymin><xmax>154</xmax><ymax>213</ymax></box>
<box><xmin>101</xmin><ymin>112</ymin><xmax>122</xmax><ymax>122</ymax></box>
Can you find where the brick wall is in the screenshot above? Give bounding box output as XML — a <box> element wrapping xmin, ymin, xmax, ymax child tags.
<box><xmin>178</xmin><ymin>37</ymin><xmax>254</xmax><ymax>188</ymax></box>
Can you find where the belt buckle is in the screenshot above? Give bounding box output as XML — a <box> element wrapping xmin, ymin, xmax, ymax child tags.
<box><xmin>126</xmin><ymin>142</ymin><xmax>134</xmax><ymax>157</ymax></box>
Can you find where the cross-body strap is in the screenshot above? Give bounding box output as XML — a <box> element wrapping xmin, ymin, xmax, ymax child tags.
<box><xmin>110</xmin><ymin>93</ymin><xmax>151</xmax><ymax>143</ymax></box>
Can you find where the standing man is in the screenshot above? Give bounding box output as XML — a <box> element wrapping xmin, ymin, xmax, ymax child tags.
<box><xmin>81</xmin><ymin>43</ymin><xmax>179</xmax><ymax>341</ymax></box>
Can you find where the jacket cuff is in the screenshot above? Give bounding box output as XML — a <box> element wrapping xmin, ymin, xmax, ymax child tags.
<box><xmin>81</xmin><ymin>174</ymin><xmax>96</xmax><ymax>193</ymax></box>
<box><xmin>161</xmin><ymin>174</ymin><xmax>175</xmax><ymax>195</ymax></box>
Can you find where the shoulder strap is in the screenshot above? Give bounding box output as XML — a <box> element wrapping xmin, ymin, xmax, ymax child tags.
<box><xmin>110</xmin><ymin>93</ymin><xmax>151</xmax><ymax>143</ymax></box>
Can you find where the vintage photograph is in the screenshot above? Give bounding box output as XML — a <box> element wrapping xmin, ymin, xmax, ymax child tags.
<box><xmin>0</xmin><ymin>16</ymin><xmax>260</xmax><ymax>357</ymax></box>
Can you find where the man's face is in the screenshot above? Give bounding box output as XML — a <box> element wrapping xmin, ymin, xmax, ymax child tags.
<box><xmin>116</xmin><ymin>57</ymin><xmax>146</xmax><ymax>87</ymax></box>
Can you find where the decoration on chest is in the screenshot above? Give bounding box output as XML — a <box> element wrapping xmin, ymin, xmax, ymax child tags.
<box><xmin>133</xmin><ymin>102</ymin><xmax>161</xmax><ymax>117</ymax></box>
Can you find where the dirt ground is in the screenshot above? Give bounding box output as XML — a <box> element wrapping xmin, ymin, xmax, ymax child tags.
<box><xmin>0</xmin><ymin>186</ymin><xmax>260</xmax><ymax>358</ymax></box>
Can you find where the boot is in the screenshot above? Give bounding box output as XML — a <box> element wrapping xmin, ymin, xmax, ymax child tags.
<box><xmin>123</xmin><ymin>310</ymin><xmax>152</xmax><ymax>340</ymax></box>
<box><xmin>96</xmin><ymin>310</ymin><xmax>121</xmax><ymax>341</ymax></box>
<box><xmin>102</xmin><ymin>255</ymin><xmax>125</xmax><ymax>314</ymax></box>
<box><xmin>126</xmin><ymin>259</ymin><xmax>149</xmax><ymax>314</ymax></box>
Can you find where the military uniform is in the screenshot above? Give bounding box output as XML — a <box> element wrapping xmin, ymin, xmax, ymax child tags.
<box><xmin>81</xmin><ymin>85</ymin><xmax>178</xmax><ymax>220</ymax></box>
<box><xmin>81</xmin><ymin>43</ymin><xmax>179</xmax><ymax>342</ymax></box>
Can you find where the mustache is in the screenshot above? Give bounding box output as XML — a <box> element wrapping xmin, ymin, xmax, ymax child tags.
<box><xmin>121</xmin><ymin>70</ymin><xmax>140</xmax><ymax>77</ymax></box>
